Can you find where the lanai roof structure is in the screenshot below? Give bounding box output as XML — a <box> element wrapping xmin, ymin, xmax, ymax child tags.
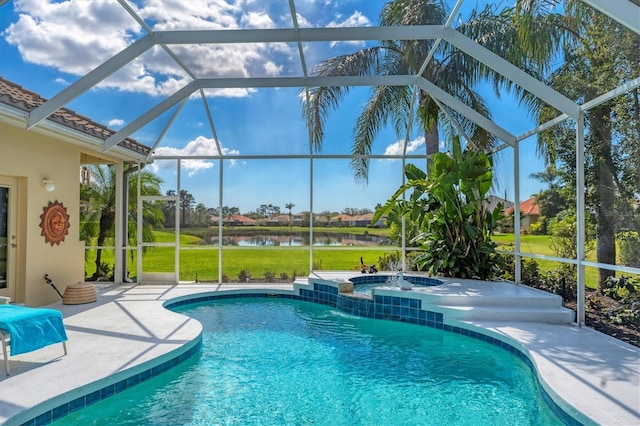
<box><xmin>1</xmin><ymin>0</ymin><xmax>639</xmax><ymax>327</ymax></box>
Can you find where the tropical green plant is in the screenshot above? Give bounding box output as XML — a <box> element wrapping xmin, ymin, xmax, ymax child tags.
<box><xmin>374</xmin><ymin>137</ymin><xmax>504</xmax><ymax>279</ymax></box>
<box><xmin>384</xmin><ymin>204</ymin><xmax>422</xmax><ymax>247</ymax></box>
<box><xmin>80</xmin><ymin>164</ymin><xmax>164</xmax><ymax>280</ymax></box>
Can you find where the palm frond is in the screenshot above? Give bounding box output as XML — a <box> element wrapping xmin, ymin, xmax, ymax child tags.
<box><xmin>351</xmin><ymin>84</ymin><xmax>413</xmax><ymax>183</ymax></box>
<box><xmin>303</xmin><ymin>47</ymin><xmax>386</xmax><ymax>152</ymax></box>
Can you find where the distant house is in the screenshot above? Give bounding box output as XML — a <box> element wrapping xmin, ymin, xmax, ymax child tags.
<box><xmin>261</xmin><ymin>214</ymin><xmax>290</xmax><ymax>226</ymax></box>
<box><xmin>331</xmin><ymin>214</ymin><xmax>356</xmax><ymax>227</ymax></box>
<box><xmin>353</xmin><ymin>213</ymin><xmax>385</xmax><ymax>228</ymax></box>
<box><xmin>504</xmin><ymin>197</ymin><xmax>541</xmax><ymax>232</ymax></box>
<box><xmin>485</xmin><ymin>195</ymin><xmax>514</xmax><ymax>212</ymax></box>
<box><xmin>223</xmin><ymin>214</ymin><xmax>258</xmax><ymax>226</ymax></box>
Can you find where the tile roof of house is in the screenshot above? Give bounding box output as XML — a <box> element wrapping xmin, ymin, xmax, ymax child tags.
<box><xmin>0</xmin><ymin>77</ymin><xmax>150</xmax><ymax>156</ymax></box>
<box><xmin>504</xmin><ymin>196</ymin><xmax>541</xmax><ymax>216</ymax></box>
<box><xmin>226</xmin><ymin>214</ymin><xmax>257</xmax><ymax>224</ymax></box>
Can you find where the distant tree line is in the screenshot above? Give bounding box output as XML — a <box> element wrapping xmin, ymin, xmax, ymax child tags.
<box><xmin>158</xmin><ymin>189</ymin><xmax>379</xmax><ymax>228</ymax></box>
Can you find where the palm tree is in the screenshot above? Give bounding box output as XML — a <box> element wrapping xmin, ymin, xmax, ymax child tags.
<box><xmin>80</xmin><ymin>165</ymin><xmax>164</xmax><ymax>280</ymax></box>
<box><xmin>529</xmin><ymin>2</ymin><xmax>640</xmax><ymax>288</ymax></box>
<box><xmin>285</xmin><ymin>203</ymin><xmax>295</xmax><ymax>228</ymax></box>
<box><xmin>303</xmin><ymin>0</ymin><xmax>569</xmax><ymax>183</ymax></box>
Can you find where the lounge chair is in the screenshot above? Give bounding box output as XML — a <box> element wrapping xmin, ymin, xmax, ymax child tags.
<box><xmin>0</xmin><ymin>305</ymin><xmax>68</xmax><ymax>375</ymax></box>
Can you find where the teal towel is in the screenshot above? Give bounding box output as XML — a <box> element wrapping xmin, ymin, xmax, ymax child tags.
<box><xmin>0</xmin><ymin>305</ymin><xmax>68</xmax><ymax>355</ymax></box>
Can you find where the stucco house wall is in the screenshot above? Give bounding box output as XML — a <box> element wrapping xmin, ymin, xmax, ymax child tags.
<box><xmin>1</xmin><ymin>122</ymin><xmax>86</xmax><ymax>305</ymax></box>
<box><xmin>0</xmin><ymin>77</ymin><xmax>150</xmax><ymax>307</ymax></box>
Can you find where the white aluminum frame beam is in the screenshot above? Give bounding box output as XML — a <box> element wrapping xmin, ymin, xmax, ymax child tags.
<box><xmin>27</xmin><ymin>35</ymin><xmax>155</xmax><ymax>129</ymax></box>
<box><xmin>414</xmin><ymin>76</ymin><xmax>517</xmax><ymax>146</ymax></box>
<box><xmin>104</xmin><ymin>81</ymin><xmax>198</xmax><ymax>151</ymax></box>
<box><xmin>152</xmin><ymin>26</ymin><xmax>445</xmax><ymax>45</ymax></box>
<box><xmin>29</xmin><ymin>24</ymin><xmax>581</xmax><ymax>155</ymax></box>
<box><xmin>104</xmin><ymin>75</ymin><xmax>415</xmax><ymax>152</ymax></box>
<box><xmin>105</xmin><ymin>71</ymin><xmax>517</xmax><ymax>153</ymax></box>
<box><xmin>581</xmin><ymin>0</ymin><xmax>640</xmax><ymax>34</ymax></box>
<box><xmin>443</xmin><ymin>28</ymin><xmax>580</xmax><ymax>119</ymax></box>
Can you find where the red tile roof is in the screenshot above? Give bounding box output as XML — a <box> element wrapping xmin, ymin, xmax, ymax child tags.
<box><xmin>227</xmin><ymin>214</ymin><xmax>257</xmax><ymax>224</ymax></box>
<box><xmin>504</xmin><ymin>196</ymin><xmax>541</xmax><ymax>216</ymax></box>
<box><xmin>0</xmin><ymin>77</ymin><xmax>150</xmax><ymax>156</ymax></box>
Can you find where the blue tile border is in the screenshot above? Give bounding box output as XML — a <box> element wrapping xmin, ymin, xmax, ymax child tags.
<box><xmin>19</xmin><ymin>338</ymin><xmax>201</xmax><ymax>426</ymax></box>
<box><xmin>350</xmin><ymin>274</ymin><xmax>442</xmax><ymax>287</ymax></box>
<box><xmin>19</xmin><ymin>280</ymin><xmax>583</xmax><ymax>426</ymax></box>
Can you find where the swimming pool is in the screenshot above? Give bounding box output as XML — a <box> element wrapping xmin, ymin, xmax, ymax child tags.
<box><xmin>53</xmin><ymin>298</ymin><xmax>563</xmax><ymax>425</ymax></box>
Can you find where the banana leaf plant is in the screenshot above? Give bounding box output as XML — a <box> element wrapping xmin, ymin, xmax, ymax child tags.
<box><xmin>373</xmin><ymin>137</ymin><xmax>504</xmax><ymax>279</ymax></box>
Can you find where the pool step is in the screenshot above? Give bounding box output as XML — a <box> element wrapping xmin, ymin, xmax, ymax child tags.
<box><xmin>293</xmin><ymin>277</ymin><xmax>309</xmax><ymax>286</ymax></box>
<box><xmin>437</xmin><ymin>305</ymin><xmax>575</xmax><ymax>323</ymax></box>
<box><xmin>420</xmin><ymin>292</ymin><xmax>563</xmax><ymax>308</ymax></box>
<box><xmin>299</xmin><ymin>275</ymin><xmax>576</xmax><ymax>324</ymax></box>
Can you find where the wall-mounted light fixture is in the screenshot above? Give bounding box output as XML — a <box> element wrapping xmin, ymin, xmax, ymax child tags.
<box><xmin>42</xmin><ymin>179</ymin><xmax>56</xmax><ymax>192</ymax></box>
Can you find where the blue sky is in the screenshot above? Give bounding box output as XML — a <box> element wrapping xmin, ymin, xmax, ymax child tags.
<box><xmin>0</xmin><ymin>0</ymin><xmax>549</xmax><ymax>214</ymax></box>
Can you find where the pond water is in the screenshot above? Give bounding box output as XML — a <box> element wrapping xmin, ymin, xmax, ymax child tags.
<box><xmin>203</xmin><ymin>232</ymin><xmax>389</xmax><ymax>247</ymax></box>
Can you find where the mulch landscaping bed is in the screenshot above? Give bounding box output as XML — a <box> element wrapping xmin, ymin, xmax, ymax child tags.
<box><xmin>565</xmin><ymin>289</ymin><xmax>640</xmax><ymax>348</ymax></box>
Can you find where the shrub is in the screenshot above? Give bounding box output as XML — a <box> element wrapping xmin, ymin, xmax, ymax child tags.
<box><xmin>499</xmin><ymin>256</ymin><xmax>542</xmax><ymax>287</ymax></box>
<box><xmin>312</xmin><ymin>259</ymin><xmax>323</xmax><ymax>270</ymax></box>
<box><xmin>264</xmin><ymin>268</ymin><xmax>276</xmax><ymax>281</ymax></box>
<box><xmin>280</xmin><ymin>272</ymin><xmax>289</xmax><ymax>281</ymax></box>
<box><xmin>221</xmin><ymin>272</ymin><xmax>229</xmax><ymax>283</ymax></box>
<box><xmin>377</xmin><ymin>251</ymin><xmax>402</xmax><ymax>271</ymax></box>
<box><xmin>238</xmin><ymin>269</ymin><xmax>251</xmax><ymax>282</ymax></box>
<box><xmin>529</xmin><ymin>220</ymin><xmax>547</xmax><ymax>235</ymax></box>
<box><xmin>499</xmin><ymin>257</ymin><xmax>575</xmax><ymax>302</ymax></box>
<box><xmin>619</xmin><ymin>232</ymin><xmax>640</xmax><ymax>268</ymax></box>
<box><xmin>602</xmin><ymin>276</ymin><xmax>640</xmax><ymax>325</ymax></box>
<box><xmin>603</xmin><ymin>275</ymin><xmax>640</xmax><ymax>302</ymax></box>
<box><xmin>290</xmin><ymin>269</ymin><xmax>305</xmax><ymax>280</ymax></box>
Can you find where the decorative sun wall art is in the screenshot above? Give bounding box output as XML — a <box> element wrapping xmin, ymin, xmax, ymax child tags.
<box><xmin>40</xmin><ymin>200</ymin><xmax>70</xmax><ymax>246</ymax></box>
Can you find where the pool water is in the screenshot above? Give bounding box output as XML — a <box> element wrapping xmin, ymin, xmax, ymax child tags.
<box><xmin>53</xmin><ymin>299</ymin><xmax>562</xmax><ymax>425</ymax></box>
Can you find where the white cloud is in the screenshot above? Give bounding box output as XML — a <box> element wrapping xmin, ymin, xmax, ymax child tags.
<box><xmin>295</xmin><ymin>13</ymin><xmax>313</xmax><ymax>28</ymax></box>
<box><xmin>107</xmin><ymin>118</ymin><xmax>125</xmax><ymax>128</ymax></box>
<box><xmin>383</xmin><ymin>136</ymin><xmax>425</xmax><ymax>157</ymax></box>
<box><xmin>328</xmin><ymin>11</ymin><xmax>371</xmax><ymax>28</ymax></box>
<box><xmin>241</xmin><ymin>11</ymin><xmax>275</xmax><ymax>29</ymax></box>
<box><xmin>4</xmin><ymin>0</ymin><xmax>293</xmax><ymax>98</ymax></box>
<box><xmin>150</xmin><ymin>135</ymin><xmax>240</xmax><ymax>176</ymax></box>
<box><xmin>327</xmin><ymin>11</ymin><xmax>371</xmax><ymax>47</ymax></box>
<box><xmin>263</xmin><ymin>61</ymin><xmax>283</xmax><ymax>77</ymax></box>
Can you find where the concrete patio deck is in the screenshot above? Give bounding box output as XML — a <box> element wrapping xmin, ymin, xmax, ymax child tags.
<box><xmin>0</xmin><ymin>279</ymin><xmax>638</xmax><ymax>425</ymax></box>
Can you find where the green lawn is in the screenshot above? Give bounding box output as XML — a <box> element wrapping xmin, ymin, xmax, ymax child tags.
<box><xmin>86</xmin><ymin>230</ymin><xmax>396</xmax><ymax>281</ymax></box>
<box><xmin>141</xmin><ymin>246</ymin><xmax>394</xmax><ymax>282</ymax></box>
<box><xmin>85</xmin><ymin>230</ymin><xmax>613</xmax><ymax>289</ymax></box>
<box><xmin>493</xmin><ymin>233</ymin><xmax>606</xmax><ymax>289</ymax></box>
